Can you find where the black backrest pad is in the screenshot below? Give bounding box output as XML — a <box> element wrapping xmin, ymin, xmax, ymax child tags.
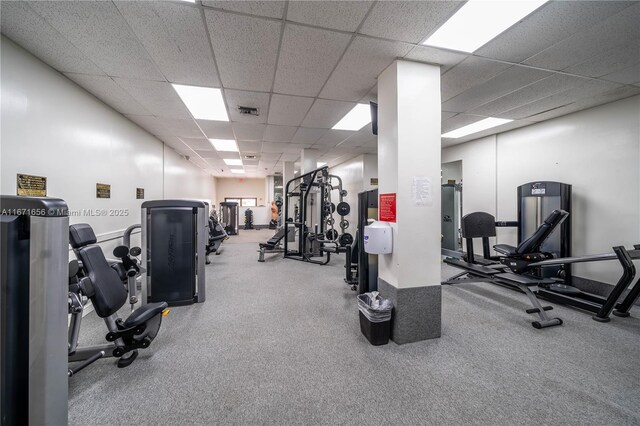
<box><xmin>69</xmin><ymin>223</ymin><xmax>97</xmax><ymax>248</ymax></box>
<box><xmin>77</xmin><ymin>245</ymin><xmax>127</xmax><ymax>318</ymax></box>
<box><xmin>461</xmin><ymin>212</ymin><xmax>497</xmax><ymax>238</ymax></box>
<box><xmin>516</xmin><ymin>209</ymin><xmax>569</xmax><ymax>255</ymax></box>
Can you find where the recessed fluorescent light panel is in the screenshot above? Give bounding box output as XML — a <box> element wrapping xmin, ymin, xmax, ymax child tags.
<box><xmin>223</xmin><ymin>159</ymin><xmax>243</xmax><ymax>166</ymax></box>
<box><xmin>332</xmin><ymin>104</ymin><xmax>371</xmax><ymax>131</ymax></box>
<box><xmin>172</xmin><ymin>84</ymin><xmax>228</xmax><ymax>121</ymax></box>
<box><xmin>442</xmin><ymin>117</ymin><xmax>512</xmax><ymax>139</ymax></box>
<box><xmin>230</xmin><ymin>169</ymin><xmax>245</xmax><ymax>174</ymax></box>
<box><xmin>423</xmin><ymin>0</ymin><xmax>548</xmax><ymax>53</ymax></box>
<box><xmin>317</xmin><ymin>162</ymin><xmax>326</xmax><ymax>167</ymax></box>
<box><xmin>209</xmin><ymin>139</ymin><xmax>238</xmax><ymax>152</ymax></box>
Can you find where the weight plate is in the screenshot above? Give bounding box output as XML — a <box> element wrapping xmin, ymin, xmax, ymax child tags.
<box><xmin>331</xmin><ymin>203</ymin><xmax>336</xmax><ymax>213</ymax></box>
<box><xmin>340</xmin><ymin>220</ymin><xmax>349</xmax><ymax>230</ymax></box>
<box><xmin>339</xmin><ymin>233</ymin><xmax>353</xmax><ymax>247</ymax></box>
<box><xmin>341</xmin><ymin>189</ymin><xmax>348</xmax><ymax>197</ymax></box>
<box><xmin>326</xmin><ymin>217</ymin><xmax>335</xmax><ymax>226</ymax></box>
<box><xmin>336</xmin><ymin>202</ymin><xmax>350</xmax><ymax>216</ymax></box>
<box><xmin>325</xmin><ymin>229</ymin><xmax>338</xmax><ymax>241</ymax></box>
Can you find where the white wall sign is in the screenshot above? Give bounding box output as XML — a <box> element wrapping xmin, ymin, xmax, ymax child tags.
<box><xmin>412</xmin><ymin>176</ymin><xmax>432</xmax><ymax>206</ymax></box>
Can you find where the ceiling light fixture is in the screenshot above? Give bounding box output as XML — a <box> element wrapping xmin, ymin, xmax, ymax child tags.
<box><xmin>209</xmin><ymin>139</ymin><xmax>238</xmax><ymax>152</ymax></box>
<box><xmin>230</xmin><ymin>169</ymin><xmax>245</xmax><ymax>174</ymax></box>
<box><xmin>332</xmin><ymin>104</ymin><xmax>371</xmax><ymax>131</ymax></box>
<box><xmin>317</xmin><ymin>162</ymin><xmax>327</xmax><ymax>167</ymax></box>
<box><xmin>172</xmin><ymin>84</ymin><xmax>228</xmax><ymax>121</ymax></box>
<box><xmin>423</xmin><ymin>0</ymin><xmax>548</xmax><ymax>53</ymax></box>
<box><xmin>223</xmin><ymin>159</ymin><xmax>243</xmax><ymax>166</ymax></box>
<box><xmin>442</xmin><ymin>117</ymin><xmax>513</xmax><ymax>139</ymax></box>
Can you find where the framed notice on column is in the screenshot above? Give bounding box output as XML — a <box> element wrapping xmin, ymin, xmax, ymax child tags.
<box><xmin>379</xmin><ymin>193</ymin><xmax>396</xmax><ymax>223</ymax></box>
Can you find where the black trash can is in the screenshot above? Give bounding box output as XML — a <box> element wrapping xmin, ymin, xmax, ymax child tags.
<box><xmin>357</xmin><ymin>292</ymin><xmax>393</xmax><ymax>346</ymax></box>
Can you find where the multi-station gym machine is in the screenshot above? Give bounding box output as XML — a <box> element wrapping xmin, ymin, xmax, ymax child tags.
<box><xmin>283</xmin><ymin>166</ymin><xmax>353</xmax><ymax>265</ymax></box>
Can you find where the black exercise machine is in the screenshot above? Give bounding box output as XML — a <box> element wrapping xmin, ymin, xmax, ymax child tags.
<box><xmin>444</xmin><ymin>210</ymin><xmax>565</xmax><ymax>328</ymax></box>
<box><xmin>68</xmin><ymin>223</ymin><xmax>168</xmax><ymax>368</ymax></box>
<box><xmin>283</xmin><ymin>166</ymin><xmax>353</xmax><ymax>265</ymax></box>
<box><xmin>445</xmin><ymin>210</ymin><xmax>640</xmax><ymax>325</ymax></box>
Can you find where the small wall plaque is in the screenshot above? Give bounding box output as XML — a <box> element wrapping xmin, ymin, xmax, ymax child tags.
<box><xmin>96</xmin><ymin>183</ymin><xmax>111</xmax><ymax>199</ymax></box>
<box><xmin>136</xmin><ymin>188</ymin><xmax>145</xmax><ymax>199</ymax></box>
<box><xmin>370</xmin><ymin>178</ymin><xmax>378</xmax><ymax>186</ymax></box>
<box><xmin>17</xmin><ymin>173</ymin><xmax>47</xmax><ymax>197</ymax></box>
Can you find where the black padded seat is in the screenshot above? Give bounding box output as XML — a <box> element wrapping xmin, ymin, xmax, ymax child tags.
<box><xmin>123</xmin><ymin>302</ymin><xmax>168</xmax><ymax>328</ymax></box>
<box><xmin>494</xmin><ymin>209</ymin><xmax>568</xmax><ymax>257</ymax></box>
<box><xmin>77</xmin><ymin>245</ymin><xmax>128</xmax><ymax>318</ymax></box>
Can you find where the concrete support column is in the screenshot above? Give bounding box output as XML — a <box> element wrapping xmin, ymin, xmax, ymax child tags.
<box><xmin>377</xmin><ymin>60</ymin><xmax>442</xmax><ymax>344</ymax></box>
<box><xmin>300</xmin><ymin>148</ymin><xmax>318</xmax><ymax>175</ymax></box>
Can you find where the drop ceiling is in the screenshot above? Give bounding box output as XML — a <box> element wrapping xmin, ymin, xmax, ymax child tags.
<box><xmin>1</xmin><ymin>0</ymin><xmax>639</xmax><ymax>176</ymax></box>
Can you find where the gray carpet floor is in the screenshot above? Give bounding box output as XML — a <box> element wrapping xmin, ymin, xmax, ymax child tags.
<box><xmin>69</xmin><ymin>229</ymin><xmax>640</xmax><ymax>425</ymax></box>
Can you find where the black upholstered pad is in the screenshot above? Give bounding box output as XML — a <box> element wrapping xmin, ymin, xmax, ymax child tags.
<box><xmin>77</xmin><ymin>245</ymin><xmax>128</xmax><ymax>318</ymax></box>
<box><xmin>124</xmin><ymin>302</ymin><xmax>168</xmax><ymax>328</ymax></box>
<box><xmin>69</xmin><ymin>223</ymin><xmax>97</xmax><ymax>248</ymax></box>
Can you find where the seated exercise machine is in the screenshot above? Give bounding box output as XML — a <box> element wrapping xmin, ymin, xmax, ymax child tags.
<box><xmin>206</xmin><ymin>209</ymin><xmax>228</xmax><ymax>263</ymax></box>
<box><xmin>444</xmin><ymin>211</ymin><xmax>567</xmax><ymax>328</ymax></box>
<box><xmin>68</xmin><ymin>223</ymin><xmax>169</xmax><ymax>369</ymax></box>
<box><xmin>445</xmin><ymin>210</ymin><xmax>640</xmax><ymax>326</ymax></box>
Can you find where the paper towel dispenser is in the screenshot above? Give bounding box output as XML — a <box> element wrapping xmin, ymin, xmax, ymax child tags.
<box><xmin>363</xmin><ymin>221</ymin><xmax>392</xmax><ymax>254</ymax></box>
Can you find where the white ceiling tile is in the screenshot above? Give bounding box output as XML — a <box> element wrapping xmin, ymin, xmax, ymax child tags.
<box><xmin>404</xmin><ymin>46</ymin><xmax>467</xmax><ymax>71</ymax></box>
<box><xmin>259</xmin><ymin>152</ymin><xmax>282</xmax><ymax>160</ymax></box>
<box><xmin>113</xmin><ymin>78</ymin><xmax>190</xmax><ymax>118</ymax></box>
<box><xmin>261</xmin><ymin>142</ymin><xmax>291</xmax><ymax>153</ymax></box>
<box><xmin>313</xmin><ymin>129</ymin><xmax>354</xmax><ymax>146</ymax></box>
<box><xmin>202</xmin><ymin>1</ymin><xmax>285</xmax><ymax>19</ymax></box>
<box><xmin>224</xmin><ymin>89</ymin><xmax>270</xmax><ymax>123</ymax></box>
<box><xmin>125</xmin><ymin>115</ymin><xmax>168</xmax><ymax>136</ymax></box>
<box><xmin>65</xmin><ymin>73</ymin><xmax>150</xmax><ymax>115</ymax></box>
<box><xmin>603</xmin><ymin>62</ymin><xmax>640</xmax><ymax>85</ymax></box>
<box><xmin>442</xmin><ymin>111</ymin><xmax>458</xmax><ymax>121</ymax></box>
<box><xmin>238</xmin><ymin>141</ymin><xmax>262</xmax><ymax>152</ymax></box>
<box><xmin>29</xmin><ymin>1</ymin><xmax>163</xmax><ymax>80</ymax></box>
<box><xmin>301</xmin><ymin>99</ymin><xmax>356</xmax><ymax>128</ymax></box>
<box><xmin>196</xmin><ymin>150</ymin><xmax>220</xmax><ymax>160</ymax></box>
<box><xmin>182</xmin><ymin>138</ymin><xmax>216</xmax><ymax>151</ymax></box>
<box><xmin>523</xmin><ymin>3</ymin><xmax>640</xmax><ymax>71</ymax></box>
<box><xmin>159</xmin><ymin>135</ymin><xmax>189</xmax><ymax>152</ymax></box>
<box><xmin>267</xmin><ymin>94</ymin><xmax>314</xmax><ymax>126</ymax></box>
<box><xmin>273</xmin><ymin>24</ymin><xmax>351</xmax><ymax>97</ymax></box>
<box><xmin>1</xmin><ymin>2</ymin><xmax>104</xmax><ymax>75</ymax></box>
<box><xmin>291</xmin><ymin>128</ymin><xmax>328</xmax><ymax>144</ymax></box>
<box><xmin>232</xmin><ymin>123</ymin><xmax>266</xmax><ymax>141</ymax></box>
<box><xmin>163</xmin><ymin>118</ymin><xmax>204</xmax><ymax>138</ymax></box>
<box><xmin>442</xmin><ymin>66</ymin><xmax>552</xmax><ymax>113</ymax></box>
<box><xmin>476</xmin><ymin>1</ymin><xmax>633</xmax><ymax>63</ymax></box>
<box><xmin>441</xmin><ymin>57</ymin><xmax>512</xmax><ymax>102</ymax></box>
<box><xmin>467</xmin><ymin>74</ymin><xmax>588</xmax><ymax>117</ymax></box>
<box><xmin>441</xmin><ymin>114</ymin><xmax>487</xmax><ymax>134</ymax></box>
<box><xmin>444</xmin><ymin>120</ymin><xmax>534</xmax><ymax>146</ymax></box>
<box><xmin>338</xmin><ymin>127</ymin><xmax>375</xmax><ymax>147</ymax></box>
<box><xmin>498</xmin><ymin>79</ymin><xmax>621</xmax><ymax>120</ymax></box>
<box><xmin>205</xmin><ymin>9</ymin><xmax>281</xmax><ymax>92</ymax></box>
<box><xmin>196</xmin><ymin>120</ymin><xmax>234</xmax><ymax>139</ymax></box>
<box><xmin>287</xmin><ymin>1</ymin><xmax>372</xmax><ymax>32</ymax></box>
<box><xmin>320</xmin><ymin>37</ymin><xmax>412</xmax><ymax>101</ymax></box>
<box><xmin>115</xmin><ymin>1</ymin><xmax>219</xmax><ymax>86</ymax></box>
<box><xmin>528</xmin><ymin>85</ymin><xmax>640</xmax><ymax>123</ymax></box>
<box><xmin>263</xmin><ymin>125</ymin><xmax>298</xmax><ymax>142</ymax></box>
<box><xmin>564</xmin><ymin>40</ymin><xmax>640</xmax><ymax>78</ymax></box>
<box><xmin>280</xmin><ymin>153</ymin><xmax>300</xmax><ymax>162</ymax></box>
<box><xmin>360</xmin><ymin>1</ymin><xmax>463</xmax><ymax>43</ymax></box>
<box><xmin>359</xmin><ymin>86</ymin><xmax>378</xmax><ymax>103</ymax></box>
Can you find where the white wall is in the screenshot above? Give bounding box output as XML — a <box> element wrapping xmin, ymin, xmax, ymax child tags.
<box><xmin>1</xmin><ymin>36</ymin><xmax>215</xmax><ymax>255</ymax></box>
<box><xmin>442</xmin><ymin>95</ymin><xmax>640</xmax><ymax>284</ymax></box>
<box><xmin>215</xmin><ymin>177</ymin><xmax>268</xmax><ymax>206</ymax></box>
